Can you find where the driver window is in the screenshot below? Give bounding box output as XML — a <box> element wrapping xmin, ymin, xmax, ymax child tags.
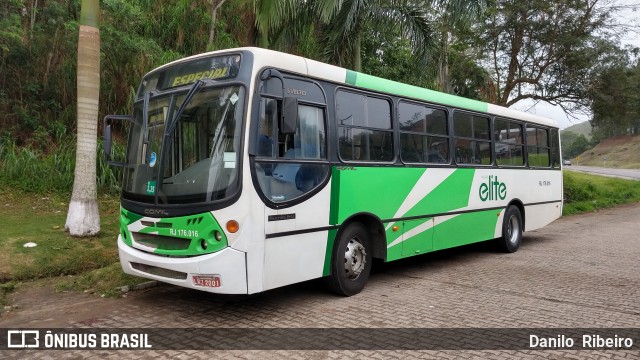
<box><xmin>254</xmin><ymin>97</ymin><xmax>329</xmax><ymax>203</ymax></box>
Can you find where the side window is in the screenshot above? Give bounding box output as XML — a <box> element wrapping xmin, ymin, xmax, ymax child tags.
<box><xmin>493</xmin><ymin>118</ymin><xmax>524</xmax><ymax>166</ymax></box>
<box><xmin>453</xmin><ymin>112</ymin><xmax>491</xmax><ymax>165</ymax></box>
<box><xmin>253</xmin><ymin>97</ymin><xmax>329</xmax><ymax>204</ymax></box>
<box><xmin>337</xmin><ymin>90</ymin><xmax>393</xmax><ymax>162</ymax></box>
<box><xmin>550</xmin><ymin>128</ymin><xmax>561</xmax><ymax>168</ymax></box>
<box><xmin>527</xmin><ymin>126</ymin><xmax>550</xmax><ymax>167</ymax></box>
<box><xmin>399</xmin><ymin>102</ymin><xmax>449</xmax><ymax>164</ymax></box>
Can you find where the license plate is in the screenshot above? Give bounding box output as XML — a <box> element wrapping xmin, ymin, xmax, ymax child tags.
<box><xmin>192</xmin><ymin>275</ymin><xmax>221</xmax><ymax>288</ymax></box>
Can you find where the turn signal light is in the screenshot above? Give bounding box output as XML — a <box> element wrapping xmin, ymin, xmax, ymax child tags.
<box><xmin>226</xmin><ymin>220</ymin><xmax>239</xmax><ymax>233</ymax></box>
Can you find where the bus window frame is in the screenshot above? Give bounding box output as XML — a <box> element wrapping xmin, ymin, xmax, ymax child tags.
<box><xmin>249</xmin><ymin>71</ymin><xmax>333</xmax><ymax>210</ymax></box>
<box><xmin>397</xmin><ymin>99</ymin><xmax>451</xmax><ymax>166</ymax></box>
<box><xmin>451</xmin><ymin>109</ymin><xmax>494</xmax><ymax>167</ymax></box>
<box><xmin>525</xmin><ymin>124</ymin><xmax>552</xmax><ymax>169</ymax></box>
<box><xmin>334</xmin><ymin>87</ymin><xmax>396</xmax><ymax>165</ymax></box>
<box><xmin>493</xmin><ymin>117</ymin><xmax>526</xmax><ymax>168</ymax></box>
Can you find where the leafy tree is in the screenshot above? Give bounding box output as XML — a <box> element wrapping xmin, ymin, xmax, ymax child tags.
<box><xmin>561</xmin><ymin>131</ymin><xmax>591</xmax><ymax>158</ymax></box>
<box><xmin>476</xmin><ymin>0</ymin><xmax>612</xmax><ymax>113</ymax></box>
<box><xmin>361</xmin><ymin>20</ymin><xmax>436</xmax><ymax>88</ymax></box>
<box><xmin>66</xmin><ymin>0</ymin><xmax>100</xmax><ymax>236</ymax></box>
<box><xmin>0</xmin><ymin>0</ymin><xmax>22</xmax><ymax>56</ymax></box>
<box><xmin>432</xmin><ymin>0</ymin><xmax>487</xmax><ymax>93</ymax></box>
<box><xmin>590</xmin><ymin>57</ymin><xmax>640</xmax><ymax>139</ymax></box>
<box><xmin>321</xmin><ymin>0</ymin><xmax>435</xmax><ymax>71</ymax></box>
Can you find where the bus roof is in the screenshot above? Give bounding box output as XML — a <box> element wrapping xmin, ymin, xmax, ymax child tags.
<box><xmin>151</xmin><ymin>47</ymin><xmax>559</xmax><ymax>128</ymax></box>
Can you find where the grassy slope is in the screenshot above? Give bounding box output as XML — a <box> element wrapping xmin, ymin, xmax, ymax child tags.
<box><xmin>562</xmin><ymin>121</ymin><xmax>592</xmax><ymax>139</ymax></box>
<box><xmin>574</xmin><ymin>135</ymin><xmax>640</xmax><ymax>169</ymax></box>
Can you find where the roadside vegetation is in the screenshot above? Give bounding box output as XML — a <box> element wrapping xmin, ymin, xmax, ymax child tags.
<box><xmin>563</xmin><ymin>171</ymin><xmax>640</xmax><ymax>215</ymax></box>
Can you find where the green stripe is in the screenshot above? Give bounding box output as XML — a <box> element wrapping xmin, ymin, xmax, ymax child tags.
<box><xmin>345</xmin><ymin>70</ymin><xmax>358</xmax><ymax>86</ymax></box>
<box><xmin>345</xmin><ymin>70</ymin><xmax>488</xmax><ymax>113</ymax></box>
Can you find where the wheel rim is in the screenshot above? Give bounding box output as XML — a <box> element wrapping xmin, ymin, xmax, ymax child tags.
<box><xmin>344</xmin><ymin>237</ymin><xmax>367</xmax><ymax>280</ymax></box>
<box><xmin>507</xmin><ymin>215</ymin><xmax>520</xmax><ymax>245</ymax></box>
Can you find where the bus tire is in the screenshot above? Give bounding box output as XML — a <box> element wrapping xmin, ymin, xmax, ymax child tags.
<box><xmin>497</xmin><ymin>205</ymin><xmax>523</xmax><ymax>253</ymax></box>
<box><xmin>326</xmin><ymin>223</ymin><xmax>372</xmax><ymax>296</ymax></box>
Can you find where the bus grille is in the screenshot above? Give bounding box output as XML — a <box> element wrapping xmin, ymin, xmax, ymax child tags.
<box><xmin>130</xmin><ymin>262</ymin><xmax>188</xmax><ymax>280</ymax></box>
<box><xmin>132</xmin><ymin>233</ymin><xmax>191</xmax><ymax>250</ymax></box>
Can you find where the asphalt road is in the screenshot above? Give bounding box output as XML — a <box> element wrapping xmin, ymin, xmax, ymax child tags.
<box><xmin>566</xmin><ymin>165</ymin><xmax>640</xmax><ymax>180</ymax></box>
<box><xmin>2</xmin><ymin>202</ymin><xmax>640</xmax><ymax>359</ymax></box>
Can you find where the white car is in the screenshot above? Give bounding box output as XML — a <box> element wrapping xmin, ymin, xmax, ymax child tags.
<box><xmin>563</xmin><ymin>159</ymin><xmax>571</xmax><ymax>166</ymax></box>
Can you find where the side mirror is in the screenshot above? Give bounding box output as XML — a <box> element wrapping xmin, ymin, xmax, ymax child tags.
<box><xmin>104</xmin><ymin>122</ymin><xmax>113</xmax><ymax>158</ymax></box>
<box><xmin>280</xmin><ymin>96</ymin><xmax>298</xmax><ymax>134</ymax></box>
<box><xmin>103</xmin><ymin>115</ymin><xmax>133</xmax><ymax>167</ymax></box>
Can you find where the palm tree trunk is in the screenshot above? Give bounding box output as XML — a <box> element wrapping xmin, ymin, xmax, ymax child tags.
<box><xmin>207</xmin><ymin>0</ymin><xmax>227</xmax><ymax>51</ymax></box>
<box><xmin>438</xmin><ymin>29</ymin><xmax>450</xmax><ymax>93</ymax></box>
<box><xmin>353</xmin><ymin>31</ymin><xmax>362</xmax><ymax>72</ymax></box>
<box><xmin>65</xmin><ymin>0</ymin><xmax>100</xmax><ymax>236</ymax></box>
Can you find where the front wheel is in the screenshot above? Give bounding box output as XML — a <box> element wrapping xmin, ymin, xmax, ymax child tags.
<box><xmin>497</xmin><ymin>206</ymin><xmax>523</xmax><ymax>253</ymax></box>
<box><xmin>326</xmin><ymin>223</ymin><xmax>372</xmax><ymax>296</ymax></box>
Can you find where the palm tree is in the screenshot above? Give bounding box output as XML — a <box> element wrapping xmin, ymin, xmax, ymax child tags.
<box><xmin>65</xmin><ymin>0</ymin><xmax>100</xmax><ymax>236</ymax></box>
<box><xmin>321</xmin><ymin>0</ymin><xmax>435</xmax><ymax>72</ymax></box>
<box><xmin>253</xmin><ymin>0</ymin><xmax>311</xmax><ymax>49</ymax></box>
<box><xmin>433</xmin><ymin>0</ymin><xmax>487</xmax><ymax>93</ymax></box>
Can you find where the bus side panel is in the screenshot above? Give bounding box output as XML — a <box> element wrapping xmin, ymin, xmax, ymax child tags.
<box><xmin>262</xmin><ymin>180</ymin><xmax>332</xmax><ymax>291</ymax></box>
<box><xmin>523</xmin><ymin>203</ymin><xmax>563</xmax><ymax>231</ymax></box>
<box><xmin>432</xmin><ymin>210</ymin><xmax>500</xmax><ymax>251</ymax></box>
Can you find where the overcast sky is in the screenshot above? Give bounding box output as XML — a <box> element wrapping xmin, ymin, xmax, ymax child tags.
<box><xmin>514</xmin><ymin>0</ymin><xmax>640</xmax><ymax>129</ymax></box>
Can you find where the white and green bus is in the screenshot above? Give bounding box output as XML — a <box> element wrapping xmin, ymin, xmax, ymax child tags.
<box><xmin>104</xmin><ymin>47</ymin><xmax>563</xmax><ymax>296</ymax></box>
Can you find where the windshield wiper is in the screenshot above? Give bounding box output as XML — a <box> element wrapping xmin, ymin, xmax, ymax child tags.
<box><xmin>165</xmin><ymin>79</ymin><xmax>212</xmax><ymax>137</ymax></box>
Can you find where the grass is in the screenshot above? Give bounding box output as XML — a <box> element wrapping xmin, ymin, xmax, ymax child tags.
<box><xmin>0</xmin><ymin>188</ymin><xmax>145</xmax><ymax>303</ymax></box>
<box><xmin>562</xmin><ymin>171</ymin><xmax>640</xmax><ymax>215</ymax></box>
<box><xmin>0</xmin><ymin>137</ymin><xmax>124</xmax><ymax>195</ymax></box>
<box><xmin>55</xmin><ymin>263</ymin><xmax>148</xmax><ymax>298</ymax></box>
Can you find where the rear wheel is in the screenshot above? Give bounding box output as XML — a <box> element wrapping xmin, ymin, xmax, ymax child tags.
<box><xmin>326</xmin><ymin>223</ymin><xmax>372</xmax><ymax>296</ymax></box>
<box><xmin>497</xmin><ymin>206</ymin><xmax>523</xmax><ymax>253</ymax></box>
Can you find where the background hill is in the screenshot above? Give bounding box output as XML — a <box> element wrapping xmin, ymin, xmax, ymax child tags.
<box><xmin>562</xmin><ymin>121</ymin><xmax>592</xmax><ymax>139</ymax></box>
<box><xmin>574</xmin><ymin>135</ymin><xmax>640</xmax><ymax>169</ymax></box>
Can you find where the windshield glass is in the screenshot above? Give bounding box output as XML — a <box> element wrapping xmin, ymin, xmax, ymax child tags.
<box><xmin>123</xmin><ymin>85</ymin><xmax>245</xmax><ymax>204</ymax></box>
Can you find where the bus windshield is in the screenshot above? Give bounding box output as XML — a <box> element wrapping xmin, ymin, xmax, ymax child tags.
<box><xmin>122</xmin><ymin>85</ymin><xmax>245</xmax><ymax>205</ymax></box>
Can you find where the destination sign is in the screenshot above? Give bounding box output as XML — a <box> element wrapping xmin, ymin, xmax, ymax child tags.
<box><xmin>170</xmin><ymin>66</ymin><xmax>231</xmax><ymax>87</ymax></box>
<box><xmin>138</xmin><ymin>54</ymin><xmax>241</xmax><ymax>96</ymax></box>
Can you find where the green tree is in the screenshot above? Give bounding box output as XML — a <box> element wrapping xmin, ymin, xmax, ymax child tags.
<box><xmin>433</xmin><ymin>0</ymin><xmax>487</xmax><ymax>93</ymax></box>
<box><xmin>0</xmin><ymin>0</ymin><xmax>22</xmax><ymax>56</ymax></box>
<box><xmin>564</xmin><ymin>134</ymin><xmax>590</xmax><ymax>159</ymax></box>
<box><xmin>590</xmin><ymin>57</ymin><xmax>640</xmax><ymax>139</ymax></box>
<box><xmin>321</xmin><ymin>0</ymin><xmax>435</xmax><ymax>71</ymax></box>
<box><xmin>477</xmin><ymin>0</ymin><xmax>612</xmax><ymax>112</ymax></box>
<box><xmin>65</xmin><ymin>0</ymin><xmax>101</xmax><ymax>236</ymax></box>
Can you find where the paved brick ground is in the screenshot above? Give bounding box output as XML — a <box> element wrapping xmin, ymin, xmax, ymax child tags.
<box><xmin>2</xmin><ymin>203</ymin><xmax>640</xmax><ymax>359</ymax></box>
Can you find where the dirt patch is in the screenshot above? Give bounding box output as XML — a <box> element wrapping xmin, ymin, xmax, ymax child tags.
<box><xmin>0</xmin><ymin>279</ymin><xmax>127</xmax><ymax>327</ymax></box>
<box><xmin>575</xmin><ymin>135</ymin><xmax>640</xmax><ymax>168</ymax></box>
<box><xmin>597</xmin><ymin>135</ymin><xmax>637</xmax><ymax>149</ymax></box>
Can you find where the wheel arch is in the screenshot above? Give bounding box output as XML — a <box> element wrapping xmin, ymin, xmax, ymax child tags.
<box><xmin>336</xmin><ymin>212</ymin><xmax>387</xmax><ymax>261</ymax></box>
<box><xmin>507</xmin><ymin>198</ymin><xmax>525</xmax><ymax>231</ymax></box>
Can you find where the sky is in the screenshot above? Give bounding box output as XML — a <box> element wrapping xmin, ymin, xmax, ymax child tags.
<box><xmin>515</xmin><ymin>0</ymin><xmax>640</xmax><ymax>129</ymax></box>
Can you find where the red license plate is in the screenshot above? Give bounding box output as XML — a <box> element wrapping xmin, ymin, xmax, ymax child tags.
<box><xmin>192</xmin><ymin>275</ymin><xmax>221</xmax><ymax>288</ymax></box>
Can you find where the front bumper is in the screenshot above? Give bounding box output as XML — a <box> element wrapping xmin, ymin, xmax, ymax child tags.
<box><xmin>118</xmin><ymin>235</ymin><xmax>248</xmax><ymax>294</ymax></box>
